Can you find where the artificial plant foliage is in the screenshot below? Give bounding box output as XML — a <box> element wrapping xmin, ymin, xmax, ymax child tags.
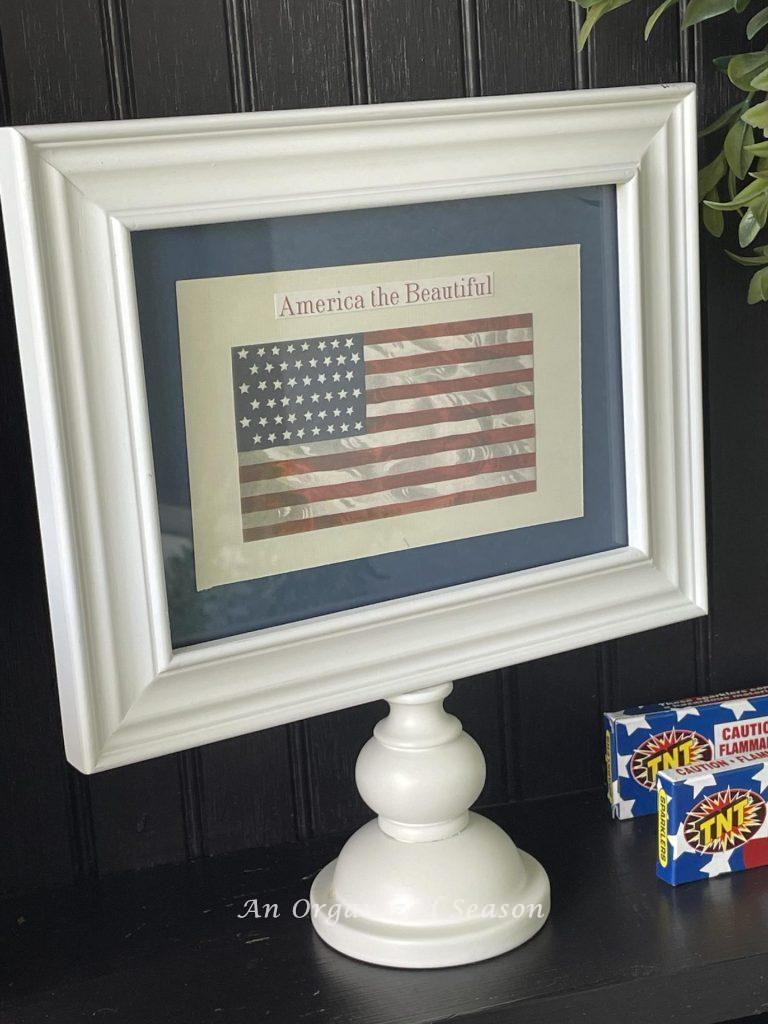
<box><xmin>572</xmin><ymin>0</ymin><xmax>768</xmax><ymax>302</ymax></box>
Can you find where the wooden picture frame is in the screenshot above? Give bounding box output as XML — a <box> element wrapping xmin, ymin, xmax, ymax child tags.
<box><xmin>0</xmin><ymin>84</ymin><xmax>705</xmax><ymax>774</ymax></box>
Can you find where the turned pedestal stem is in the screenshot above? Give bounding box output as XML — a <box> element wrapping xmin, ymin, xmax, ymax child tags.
<box><xmin>310</xmin><ymin>682</ymin><xmax>550</xmax><ymax>968</ymax></box>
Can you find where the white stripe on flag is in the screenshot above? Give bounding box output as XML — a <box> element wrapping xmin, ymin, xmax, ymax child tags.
<box><xmin>367</xmin><ymin>382</ymin><xmax>533</xmax><ymax>417</ymax></box>
<box><xmin>240</xmin><ymin>439</ymin><xmax>536</xmax><ymax>497</ymax></box>
<box><xmin>242</xmin><ymin>466</ymin><xmax>537</xmax><ymax>528</ymax></box>
<box><xmin>365</xmin><ymin>355</ymin><xmax>533</xmax><ymax>389</ymax></box>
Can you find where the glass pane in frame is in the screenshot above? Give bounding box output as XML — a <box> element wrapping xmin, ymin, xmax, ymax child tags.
<box><xmin>132</xmin><ymin>188</ymin><xmax>625</xmax><ymax>649</ymax></box>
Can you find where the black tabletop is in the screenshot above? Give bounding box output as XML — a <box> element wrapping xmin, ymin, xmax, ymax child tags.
<box><xmin>2</xmin><ymin>790</ymin><xmax>767</xmax><ymax>1024</ymax></box>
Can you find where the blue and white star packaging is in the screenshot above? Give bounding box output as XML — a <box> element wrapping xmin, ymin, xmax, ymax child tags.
<box><xmin>657</xmin><ymin>750</ymin><xmax>768</xmax><ymax>885</ymax></box>
<box><xmin>604</xmin><ymin>685</ymin><xmax>768</xmax><ymax>819</ymax></box>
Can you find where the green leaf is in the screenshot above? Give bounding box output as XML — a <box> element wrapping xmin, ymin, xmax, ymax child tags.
<box><xmin>578</xmin><ymin>0</ymin><xmax>610</xmax><ymax>49</ymax></box>
<box><xmin>698</xmin><ymin>151</ymin><xmax>728</xmax><ymax>198</ymax></box>
<box><xmin>747</xmin><ymin>5</ymin><xmax>768</xmax><ymax>37</ymax></box>
<box><xmin>703</xmin><ymin>188</ymin><xmax>726</xmax><ymax>236</ymax></box>
<box><xmin>739</xmin><ymin>193</ymin><xmax>768</xmax><ymax>245</ymax></box>
<box><xmin>704</xmin><ymin>173</ymin><xmax>768</xmax><ymax>207</ymax></box>
<box><xmin>645</xmin><ymin>0</ymin><xmax>678</xmax><ymax>38</ymax></box>
<box><xmin>745</xmin><ymin>139</ymin><xmax>768</xmax><ymax>154</ymax></box>
<box><xmin>576</xmin><ymin>0</ymin><xmax>632</xmax><ymax>48</ymax></box>
<box><xmin>699</xmin><ymin>101</ymin><xmax>747</xmax><ymax>137</ymax></box>
<box><xmin>713</xmin><ymin>55</ymin><xmax>734</xmax><ymax>71</ymax></box>
<box><xmin>725</xmin><ymin>118</ymin><xmax>755</xmax><ymax>177</ymax></box>
<box><xmin>747</xmin><ymin>265</ymin><xmax>768</xmax><ymax>301</ymax></box>
<box><xmin>743</xmin><ymin>99</ymin><xmax>768</xmax><ymax>126</ymax></box>
<box><xmin>728</xmin><ymin>52</ymin><xmax>768</xmax><ymax>91</ymax></box>
<box><xmin>750</xmin><ymin>66</ymin><xmax>768</xmax><ymax>87</ymax></box>
<box><xmin>683</xmin><ymin>0</ymin><xmax>736</xmax><ymax>29</ymax></box>
<box><xmin>726</xmin><ymin>248</ymin><xmax>768</xmax><ymax>264</ymax></box>
<box><xmin>737</xmin><ymin>0</ymin><xmax>754</xmax><ymax>11</ymax></box>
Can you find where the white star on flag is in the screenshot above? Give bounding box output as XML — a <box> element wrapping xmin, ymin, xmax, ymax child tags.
<box><xmin>721</xmin><ymin>699</ymin><xmax>756</xmax><ymax>720</ymax></box>
<box><xmin>752</xmin><ymin>762</ymin><xmax>768</xmax><ymax>793</ymax></box>
<box><xmin>684</xmin><ymin>773</ymin><xmax>717</xmax><ymax>799</ymax></box>
<box><xmin>672</xmin><ymin>706</ymin><xmax>701</xmax><ymax>722</ymax></box>
<box><xmin>668</xmin><ymin>821</ymin><xmax>690</xmax><ymax>860</ymax></box>
<box><xmin>621</xmin><ymin>715</ymin><xmax>650</xmax><ymax>736</ymax></box>
<box><xmin>700</xmin><ymin>849</ymin><xmax>734</xmax><ymax>879</ymax></box>
<box><xmin>617</xmin><ymin>753</ymin><xmax>632</xmax><ymax>778</ymax></box>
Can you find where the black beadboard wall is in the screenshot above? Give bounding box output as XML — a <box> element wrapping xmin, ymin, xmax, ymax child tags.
<box><xmin>1</xmin><ymin>0</ymin><xmax>767</xmax><ymax>898</ymax></box>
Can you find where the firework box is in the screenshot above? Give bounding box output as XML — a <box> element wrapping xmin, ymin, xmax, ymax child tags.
<box><xmin>657</xmin><ymin>750</ymin><xmax>768</xmax><ymax>885</ymax></box>
<box><xmin>604</xmin><ymin>685</ymin><xmax>768</xmax><ymax>819</ymax></box>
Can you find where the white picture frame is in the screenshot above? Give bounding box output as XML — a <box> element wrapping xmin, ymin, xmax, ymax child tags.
<box><xmin>0</xmin><ymin>84</ymin><xmax>706</xmax><ymax>774</ymax></box>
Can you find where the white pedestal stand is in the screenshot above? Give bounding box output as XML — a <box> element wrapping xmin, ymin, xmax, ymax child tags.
<box><xmin>310</xmin><ymin>682</ymin><xmax>550</xmax><ymax>968</ymax></box>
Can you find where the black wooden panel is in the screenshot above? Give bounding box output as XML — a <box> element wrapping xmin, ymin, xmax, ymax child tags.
<box><xmin>125</xmin><ymin>0</ymin><xmax>233</xmax><ymax>117</ymax></box>
<box><xmin>0</xmin><ymin>35</ymin><xmax>8</xmax><ymax>125</ymax></box>
<box><xmin>694</xmin><ymin>15</ymin><xmax>768</xmax><ymax>693</ymax></box>
<box><xmin>0</xmin><ymin>0</ymin><xmax>112</xmax><ymax>123</ymax></box>
<box><xmin>588</xmin><ymin>0</ymin><xmax>681</xmax><ymax>87</ymax></box>
<box><xmin>86</xmin><ymin>758</ymin><xmax>188</xmax><ymax>875</ymax></box>
<box><xmin>0</xmin><ymin>28</ymin><xmax>79</xmax><ymax>895</ymax></box>
<box><xmin>449</xmin><ymin>673</ymin><xmax>508</xmax><ymax>806</ymax></box>
<box><xmin>612</xmin><ymin>623</ymin><xmax>699</xmax><ymax>710</ymax></box>
<box><xmin>512</xmin><ymin>647</ymin><xmax>603</xmax><ymax>799</ymax></box>
<box><xmin>196</xmin><ymin>731</ymin><xmax>298</xmax><ymax>854</ymax></box>
<box><xmin>248</xmin><ymin>0</ymin><xmax>352</xmax><ymax>110</ymax></box>
<box><xmin>477</xmin><ymin>0</ymin><xmax>574</xmax><ymax>96</ymax></box>
<box><xmin>701</xmin><ymin>241</ymin><xmax>768</xmax><ymax>689</ymax></box>
<box><xmin>695</xmin><ymin>15</ymin><xmax>741</xmax><ymax>127</ymax></box>
<box><xmin>363</xmin><ymin>0</ymin><xmax>465</xmax><ymax>103</ymax></box>
<box><xmin>0</xmin><ymin>237</ymin><xmax>75</xmax><ymax>896</ymax></box>
<box><xmin>303</xmin><ymin>701</ymin><xmax>385</xmax><ymax>836</ymax></box>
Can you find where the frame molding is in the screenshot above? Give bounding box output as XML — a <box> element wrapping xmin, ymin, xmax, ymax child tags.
<box><xmin>0</xmin><ymin>85</ymin><xmax>706</xmax><ymax>773</ymax></box>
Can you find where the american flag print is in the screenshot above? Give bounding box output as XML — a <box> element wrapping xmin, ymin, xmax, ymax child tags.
<box><xmin>231</xmin><ymin>314</ymin><xmax>536</xmax><ymax>544</ymax></box>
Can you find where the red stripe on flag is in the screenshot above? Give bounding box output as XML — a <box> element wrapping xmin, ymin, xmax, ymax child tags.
<box><xmin>364</xmin><ymin>340</ymin><xmax>533</xmax><ymax>375</ymax></box>
<box><xmin>367</xmin><ymin>369</ymin><xmax>533</xmax><ymax>405</ymax></box>
<box><xmin>367</xmin><ymin>395</ymin><xmax>534</xmax><ymax>434</ymax></box>
<box><xmin>241</xmin><ymin>451</ymin><xmax>537</xmax><ymax>512</ymax></box>
<box><xmin>239</xmin><ymin>424</ymin><xmax>536</xmax><ymax>483</ymax></box>
<box><xmin>242</xmin><ymin>479</ymin><xmax>537</xmax><ymax>541</ymax></box>
<box><xmin>364</xmin><ymin>314</ymin><xmax>533</xmax><ymax>346</ymax></box>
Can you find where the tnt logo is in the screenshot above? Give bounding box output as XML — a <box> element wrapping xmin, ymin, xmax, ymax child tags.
<box><xmin>684</xmin><ymin>787</ymin><xmax>766</xmax><ymax>853</ymax></box>
<box><xmin>630</xmin><ymin>730</ymin><xmax>713</xmax><ymax>790</ymax></box>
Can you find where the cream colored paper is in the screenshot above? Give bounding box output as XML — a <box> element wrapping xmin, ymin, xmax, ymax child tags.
<box><xmin>176</xmin><ymin>246</ymin><xmax>583</xmax><ymax>590</ymax></box>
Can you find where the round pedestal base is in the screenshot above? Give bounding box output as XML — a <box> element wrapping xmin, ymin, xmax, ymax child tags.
<box><xmin>310</xmin><ymin>812</ymin><xmax>550</xmax><ymax>968</ymax></box>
